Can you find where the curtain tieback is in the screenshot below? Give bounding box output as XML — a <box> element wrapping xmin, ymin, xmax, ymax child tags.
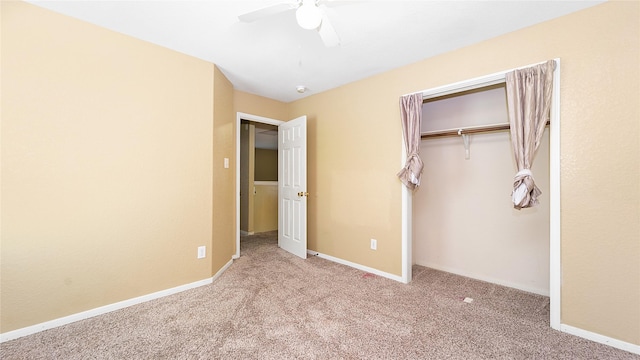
<box><xmin>515</xmin><ymin>169</ymin><xmax>533</xmax><ymax>178</ymax></box>
<box><xmin>403</xmin><ymin>152</ymin><xmax>424</xmax><ymax>186</ymax></box>
<box><xmin>512</xmin><ymin>169</ymin><xmax>534</xmax><ymax>205</ymax></box>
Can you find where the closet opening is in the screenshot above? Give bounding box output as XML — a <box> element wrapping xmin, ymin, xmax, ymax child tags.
<box><xmin>413</xmin><ymin>82</ymin><xmax>550</xmax><ymax>297</ymax></box>
<box><xmin>401</xmin><ymin>59</ymin><xmax>561</xmax><ymax>330</ymax></box>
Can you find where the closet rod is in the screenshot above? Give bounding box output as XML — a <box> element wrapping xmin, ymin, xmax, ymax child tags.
<box><xmin>420</xmin><ymin>120</ymin><xmax>550</xmax><ymax>139</ymax></box>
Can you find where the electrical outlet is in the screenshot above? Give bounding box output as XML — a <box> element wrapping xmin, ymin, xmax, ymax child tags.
<box><xmin>370</xmin><ymin>239</ymin><xmax>377</xmax><ymax>250</ymax></box>
<box><xmin>223</xmin><ymin>158</ymin><xmax>229</xmax><ymax>169</ymax></box>
<box><xmin>197</xmin><ymin>246</ymin><xmax>206</xmax><ymax>259</ymax></box>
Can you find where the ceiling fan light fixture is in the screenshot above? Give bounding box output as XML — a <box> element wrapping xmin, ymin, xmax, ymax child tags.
<box><xmin>296</xmin><ymin>1</ymin><xmax>322</xmax><ymax>30</ymax></box>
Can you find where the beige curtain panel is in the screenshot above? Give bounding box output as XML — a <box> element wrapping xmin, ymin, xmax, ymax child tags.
<box><xmin>506</xmin><ymin>60</ymin><xmax>556</xmax><ymax>209</ymax></box>
<box><xmin>397</xmin><ymin>93</ymin><xmax>424</xmax><ymax>190</ymax></box>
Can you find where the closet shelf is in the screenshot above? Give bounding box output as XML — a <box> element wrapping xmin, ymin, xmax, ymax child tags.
<box><xmin>420</xmin><ymin>120</ymin><xmax>550</xmax><ymax>139</ymax></box>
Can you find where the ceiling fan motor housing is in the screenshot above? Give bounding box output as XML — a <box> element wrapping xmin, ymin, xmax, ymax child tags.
<box><xmin>296</xmin><ymin>0</ymin><xmax>323</xmax><ymax>30</ymax></box>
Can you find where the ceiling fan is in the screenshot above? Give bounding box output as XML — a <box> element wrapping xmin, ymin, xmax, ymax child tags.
<box><xmin>238</xmin><ymin>0</ymin><xmax>341</xmax><ymax>47</ymax></box>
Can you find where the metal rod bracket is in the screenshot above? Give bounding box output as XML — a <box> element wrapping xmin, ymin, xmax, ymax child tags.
<box><xmin>458</xmin><ymin>129</ymin><xmax>470</xmax><ymax>160</ymax></box>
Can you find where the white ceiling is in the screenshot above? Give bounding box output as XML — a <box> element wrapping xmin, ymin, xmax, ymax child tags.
<box><xmin>27</xmin><ymin>0</ymin><xmax>604</xmax><ymax>103</ymax></box>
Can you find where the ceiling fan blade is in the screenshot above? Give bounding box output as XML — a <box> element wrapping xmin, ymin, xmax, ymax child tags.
<box><xmin>318</xmin><ymin>13</ymin><xmax>340</xmax><ymax>47</ymax></box>
<box><xmin>238</xmin><ymin>3</ymin><xmax>295</xmax><ymax>22</ymax></box>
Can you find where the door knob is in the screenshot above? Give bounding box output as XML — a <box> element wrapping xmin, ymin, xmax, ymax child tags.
<box><xmin>297</xmin><ymin>192</ymin><xmax>309</xmax><ymax>197</ymax></box>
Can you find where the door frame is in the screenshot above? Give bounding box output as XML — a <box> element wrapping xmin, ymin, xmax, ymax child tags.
<box><xmin>401</xmin><ymin>59</ymin><xmax>561</xmax><ymax>330</ymax></box>
<box><xmin>235</xmin><ymin>112</ymin><xmax>284</xmax><ymax>259</ymax></box>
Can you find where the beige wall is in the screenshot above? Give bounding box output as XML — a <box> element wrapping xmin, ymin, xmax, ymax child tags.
<box><xmin>211</xmin><ymin>66</ymin><xmax>236</xmax><ymax>272</ymax></box>
<box><xmin>554</xmin><ymin>2</ymin><xmax>639</xmax><ymax>344</ymax></box>
<box><xmin>239</xmin><ymin>122</ymin><xmax>255</xmax><ymax>233</ymax></box>
<box><xmin>288</xmin><ymin>87</ymin><xmax>403</xmax><ymax>275</ymax></box>
<box><xmin>1</xmin><ymin>1</ymin><xmax>215</xmax><ymax>332</ymax></box>
<box><xmin>289</xmin><ymin>0</ymin><xmax>638</xmax><ymax>345</ymax></box>
<box><xmin>234</xmin><ymin>90</ymin><xmax>290</xmax><ymax>121</ymax></box>
<box><xmin>255</xmin><ymin>149</ymin><xmax>278</xmax><ymax>181</ymax></box>
<box><xmin>253</xmin><ymin>184</ymin><xmax>278</xmax><ymax>233</ymax></box>
<box><xmin>2</xmin><ymin>0</ymin><xmax>637</xmax><ymax>348</ymax></box>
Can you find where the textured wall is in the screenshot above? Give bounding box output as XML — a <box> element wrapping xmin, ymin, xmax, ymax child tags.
<box><xmin>253</xmin><ymin>184</ymin><xmax>278</xmax><ymax>233</ymax></box>
<box><xmin>255</xmin><ymin>149</ymin><xmax>278</xmax><ymax>181</ymax></box>
<box><xmin>1</xmin><ymin>1</ymin><xmax>214</xmax><ymax>332</ymax></box>
<box><xmin>289</xmin><ymin>1</ymin><xmax>638</xmax><ymax>345</ymax></box>
<box><xmin>233</xmin><ymin>91</ymin><xmax>290</xmax><ymax>121</ymax></box>
<box><xmin>212</xmin><ymin>66</ymin><xmax>236</xmax><ymax>272</ymax></box>
<box><xmin>554</xmin><ymin>1</ymin><xmax>639</xmax><ymax>345</ymax></box>
<box><xmin>2</xmin><ymin>0</ymin><xmax>637</xmax><ymax>347</ymax></box>
<box><xmin>239</xmin><ymin>122</ymin><xmax>254</xmax><ymax>233</ymax></box>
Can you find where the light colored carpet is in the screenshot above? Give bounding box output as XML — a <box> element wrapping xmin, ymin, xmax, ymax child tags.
<box><xmin>1</xmin><ymin>231</ymin><xmax>637</xmax><ymax>359</ymax></box>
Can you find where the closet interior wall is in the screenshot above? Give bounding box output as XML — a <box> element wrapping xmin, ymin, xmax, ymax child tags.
<box><xmin>412</xmin><ymin>85</ymin><xmax>550</xmax><ymax>296</ymax></box>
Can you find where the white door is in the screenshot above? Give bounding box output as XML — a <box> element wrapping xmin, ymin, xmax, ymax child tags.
<box><xmin>278</xmin><ymin>116</ymin><xmax>307</xmax><ymax>259</ymax></box>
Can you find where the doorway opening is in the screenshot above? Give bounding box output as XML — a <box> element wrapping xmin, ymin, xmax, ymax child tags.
<box><xmin>239</xmin><ymin>120</ymin><xmax>279</xmax><ymax>237</ymax></box>
<box><xmin>235</xmin><ymin>113</ymin><xmax>284</xmax><ymax>259</ymax></box>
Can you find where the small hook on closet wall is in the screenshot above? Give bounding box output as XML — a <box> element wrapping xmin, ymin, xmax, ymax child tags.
<box><xmin>458</xmin><ymin>129</ymin><xmax>470</xmax><ymax>160</ymax></box>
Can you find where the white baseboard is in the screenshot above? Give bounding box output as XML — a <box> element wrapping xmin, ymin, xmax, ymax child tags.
<box><xmin>307</xmin><ymin>250</ymin><xmax>403</xmax><ymax>283</ymax></box>
<box><xmin>213</xmin><ymin>259</ymin><xmax>233</xmax><ymax>280</ymax></box>
<box><xmin>5</xmin><ymin>258</ymin><xmax>637</xmax><ymax>357</ymax></box>
<box><xmin>416</xmin><ymin>261</ymin><xmax>549</xmax><ymax>297</ymax></box>
<box><xmin>560</xmin><ymin>324</ymin><xmax>640</xmax><ymax>355</ymax></box>
<box><xmin>240</xmin><ymin>230</ymin><xmax>254</xmax><ymax>236</ymax></box>
<box><xmin>0</xmin><ymin>259</ymin><xmax>235</xmax><ymax>343</ymax></box>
